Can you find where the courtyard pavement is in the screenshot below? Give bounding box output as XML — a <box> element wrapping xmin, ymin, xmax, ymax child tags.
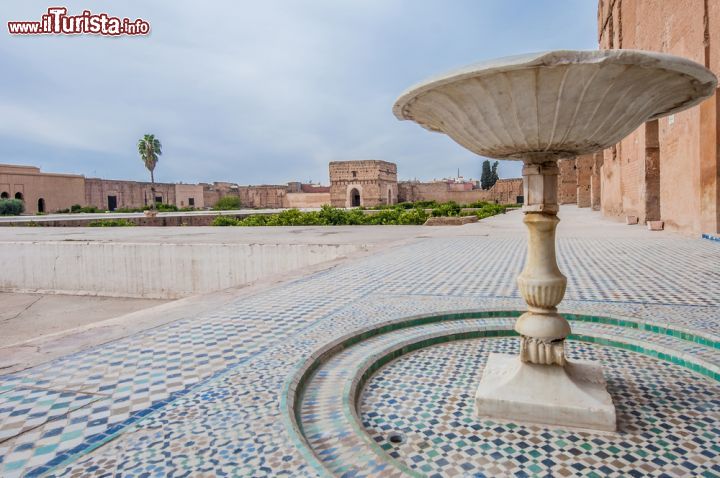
<box><xmin>0</xmin><ymin>293</ymin><xmax>168</xmax><ymax>348</ymax></box>
<box><xmin>0</xmin><ymin>207</ymin><xmax>718</xmax><ymax>477</ymax></box>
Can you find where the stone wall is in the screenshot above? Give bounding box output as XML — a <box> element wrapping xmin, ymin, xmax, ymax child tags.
<box><xmin>397</xmin><ymin>178</ymin><xmax>523</xmax><ymax>205</ymax></box>
<box><xmin>0</xmin><ymin>164</ymin><xmax>85</xmax><ymax>214</ymax></box>
<box><xmin>597</xmin><ymin>0</ymin><xmax>720</xmax><ymax>234</ymax></box>
<box><xmin>286</xmin><ymin>192</ymin><xmax>331</xmax><ymax>208</ymax></box>
<box><xmin>576</xmin><ymin>154</ymin><xmax>593</xmax><ymax>208</ymax></box>
<box><xmin>174</xmin><ymin>184</ymin><xmax>205</xmax><ymax>209</ymax></box>
<box><xmin>85</xmin><ymin>178</ymin><xmax>176</xmax><ymax>211</ymax></box>
<box><xmin>202</xmin><ymin>182</ymin><xmax>239</xmax><ymax>208</ymax></box>
<box><xmin>329</xmin><ymin>160</ymin><xmax>398</xmax><ymax>207</ymax></box>
<box><xmin>557</xmin><ymin>159</ymin><xmax>578</xmax><ymax>205</ymax></box>
<box><xmin>237</xmin><ymin>185</ymin><xmax>288</xmax><ymax>209</ymax></box>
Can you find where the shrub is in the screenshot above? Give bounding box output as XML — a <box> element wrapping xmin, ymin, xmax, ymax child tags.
<box><xmin>238</xmin><ymin>214</ymin><xmax>270</xmax><ymax>226</ymax></box>
<box><xmin>71</xmin><ymin>204</ymin><xmax>104</xmax><ymax>213</ymax></box>
<box><xmin>155</xmin><ymin>203</ymin><xmax>178</xmax><ymax>212</ymax></box>
<box><xmin>463</xmin><ymin>200</ymin><xmax>491</xmax><ymax>209</ymax></box>
<box><xmin>88</xmin><ymin>219</ymin><xmax>135</xmax><ymax>227</ymax></box>
<box><xmin>431</xmin><ymin>201</ymin><xmax>462</xmax><ymax>217</ymax></box>
<box><xmin>218</xmin><ymin>205</ymin><xmax>429</xmax><ymax>227</ymax></box>
<box><xmin>397</xmin><ymin>208</ymin><xmax>429</xmax><ymax>225</ymax></box>
<box><xmin>212</xmin><ymin>216</ymin><xmax>241</xmax><ymax>226</ymax></box>
<box><xmin>412</xmin><ymin>200</ymin><xmax>439</xmax><ymax>209</ymax></box>
<box><xmin>115</xmin><ymin>207</ymin><xmax>145</xmax><ymax>213</ymax></box>
<box><xmin>366</xmin><ymin>200</ymin><xmax>438</xmax><ymax>211</ymax></box>
<box><xmin>0</xmin><ymin>199</ymin><xmax>24</xmax><ymax>216</ymax></box>
<box><xmin>213</xmin><ymin>196</ymin><xmax>242</xmax><ymax>210</ymax></box>
<box><xmin>461</xmin><ymin>203</ymin><xmax>507</xmax><ymax>219</ymax></box>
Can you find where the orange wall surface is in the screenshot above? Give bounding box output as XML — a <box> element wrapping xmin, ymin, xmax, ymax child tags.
<box><xmin>598</xmin><ymin>0</ymin><xmax>719</xmax><ymax>234</ymax></box>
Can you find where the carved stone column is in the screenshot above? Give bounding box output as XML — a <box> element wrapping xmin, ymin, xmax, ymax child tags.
<box><xmin>515</xmin><ymin>162</ymin><xmax>569</xmax><ymax>366</ymax></box>
<box><xmin>472</xmin><ymin>159</ymin><xmax>617</xmax><ymax>431</ymax></box>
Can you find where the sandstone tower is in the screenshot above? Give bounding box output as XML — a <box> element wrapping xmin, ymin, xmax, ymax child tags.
<box><xmin>329</xmin><ymin>160</ymin><xmax>398</xmax><ymax>208</ymax></box>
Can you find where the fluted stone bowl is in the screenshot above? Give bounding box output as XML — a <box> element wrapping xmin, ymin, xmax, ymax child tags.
<box><xmin>393</xmin><ymin>50</ymin><xmax>717</xmax><ymax>161</ymax></box>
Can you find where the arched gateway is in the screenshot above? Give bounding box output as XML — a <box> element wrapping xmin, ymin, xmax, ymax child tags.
<box><xmin>349</xmin><ymin>188</ymin><xmax>361</xmax><ymax>207</ymax></box>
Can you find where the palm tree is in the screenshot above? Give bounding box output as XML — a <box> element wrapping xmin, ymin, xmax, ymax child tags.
<box><xmin>137</xmin><ymin>134</ymin><xmax>162</xmax><ymax>209</ymax></box>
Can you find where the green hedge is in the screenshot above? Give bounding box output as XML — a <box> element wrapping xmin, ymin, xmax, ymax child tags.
<box><xmin>87</xmin><ymin>219</ymin><xmax>135</xmax><ymax>227</ymax></box>
<box><xmin>213</xmin><ymin>196</ymin><xmax>242</xmax><ymax>210</ymax></box>
<box><xmin>0</xmin><ymin>199</ymin><xmax>24</xmax><ymax>216</ymax></box>
<box><xmin>211</xmin><ymin>201</ymin><xmax>515</xmax><ymax>227</ymax></box>
<box><xmin>212</xmin><ymin>204</ymin><xmax>429</xmax><ymax>226</ymax></box>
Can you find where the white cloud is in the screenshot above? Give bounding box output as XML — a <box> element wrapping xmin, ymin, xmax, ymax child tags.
<box><xmin>0</xmin><ymin>0</ymin><xmax>596</xmax><ymax>184</ymax></box>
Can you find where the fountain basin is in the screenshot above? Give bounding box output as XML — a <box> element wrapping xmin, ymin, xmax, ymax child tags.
<box><xmin>393</xmin><ymin>50</ymin><xmax>717</xmax><ymax>161</ymax></box>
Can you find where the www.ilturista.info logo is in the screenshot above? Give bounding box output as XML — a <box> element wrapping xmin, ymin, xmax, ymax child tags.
<box><xmin>8</xmin><ymin>7</ymin><xmax>150</xmax><ymax>36</ymax></box>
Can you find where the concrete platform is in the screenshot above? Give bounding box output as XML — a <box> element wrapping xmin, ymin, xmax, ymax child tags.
<box><xmin>0</xmin><ymin>292</ymin><xmax>168</xmax><ymax>348</ymax></box>
<box><xmin>0</xmin><ymin>225</ymin><xmax>444</xmax><ymax>299</ymax></box>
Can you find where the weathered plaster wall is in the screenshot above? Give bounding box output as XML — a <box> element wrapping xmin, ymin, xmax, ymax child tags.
<box><xmin>558</xmin><ymin>159</ymin><xmax>578</xmax><ymax>205</ymax></box>
<box><xmin>237</xmin><ymin>185</ymin><xmax>288</xmax><ymax>209</ymax></box>
<box><xmin>286</xmin><ymin>192</ymin><xmax>331</xmax><ymax>208</ymax></box>
<box><xmin>576</xmin><ymin>154</ymin><xmax>593</xmax><ymax>208</ymax></box>
<box><xmin>0</xmin><ymin>241</ymin><xmax>365</xmax><ymax>299</ymax></box>
<box><xmin>598</xmin><ymin>0</ymin><xmax>720</xmax><ymax>234</ymax></box>
<box><xmin>85</xmin><ymin>178</ymin><xmax>177</xmax><ymax>210</ymax></box>
<box><xmin>174</xmin><ymin>184</ymin><xmax>205</xmax><ymax>209</ymax></box>
<box><xmin>0</xmin><ymin>165</ymin><xmax>85</xmax><ymax>214</ymax></box>
<box><xmin>329</xmin><ymin>160</ymin><xmax>398</xmax><ymax>207</ymax></box>
<box><xmin>397</xmin><ymin>178</ymin><xmax>522</xmax><ymax>204</ymax></box>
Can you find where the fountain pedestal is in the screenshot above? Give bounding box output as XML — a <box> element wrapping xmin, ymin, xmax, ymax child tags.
<box><xmin>474</xmin><ymin>160</ymin><xmax>615</xmax><ymax>431</ymax></box>
<box><xmin>475</xmin><ymin>354</ymin><xmax>616</xmax><ymax>431</ymax></box>
<box><xmin>393</xmin><ymin>50</ymin><xmax>716</xmax><ymax>431</ymax></box>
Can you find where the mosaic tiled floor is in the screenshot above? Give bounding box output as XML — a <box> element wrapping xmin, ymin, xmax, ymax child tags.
<box><xmin>361</xmin><ymin>338</ymin><xmax>720</xmax><ymax>477</ymax></box>
<box><xmin>0</xmin><ymin>221</ymin><xmax>719</xmax><ymax>477</ymax></box>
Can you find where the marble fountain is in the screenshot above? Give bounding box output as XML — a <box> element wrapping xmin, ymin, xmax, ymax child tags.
<box><xmin>392</xmin><ymin>49</ymin><xmax>716</xmax><ymax>432</ymax></box>
<box><xmin>282</xmin><ymin>50</ymin><xmax>720</xmax><ymax>477</ymax></box>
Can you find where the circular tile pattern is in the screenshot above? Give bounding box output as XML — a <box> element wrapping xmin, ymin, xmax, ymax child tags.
<box><xmin>360</xmin><ymin>338</ymin><xmax>720</xmax><ymax>477</ymax></box>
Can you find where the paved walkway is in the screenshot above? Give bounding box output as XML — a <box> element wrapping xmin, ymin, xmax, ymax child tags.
<box><xmin>0</xmin><ymin>293</ymin><xmax>168</xmax><ymax>348</ymax></box>
<box><xmin>0</xmin><ymin>207</ymin><xmax>717</xmax><ymax>477</ymax></box>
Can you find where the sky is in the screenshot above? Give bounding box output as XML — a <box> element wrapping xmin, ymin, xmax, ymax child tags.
<box><xmin>0</xmin><ymin>1</ymin><xmax>598</xmax><ymax>185</ymax></box>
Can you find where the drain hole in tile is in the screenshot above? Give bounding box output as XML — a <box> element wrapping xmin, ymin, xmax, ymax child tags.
<box><xmin>388</xmin><ymin>432</ymin><xmax>405</xmax><ymax>444</ymax></box>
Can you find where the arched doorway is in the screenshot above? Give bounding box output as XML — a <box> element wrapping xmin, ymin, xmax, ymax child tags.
<box><xmin>14</xmin><ymin>192</ymin><xmax>23</xmax><ymax>200</ymax></box>
<box><xmin>0</xmin><ymin>192</ymin><xmax>8</xmax><ymax>199</ymax></box>
<box><xmin>350</xmin><ymin>188</ymin><xmax>361</xmax><ymax>207</ymax></box>
<box><xmin>387</xmin><ymin>189</ymin><xmax>392</xmax><ymax>204</ymax></box>
<box><xmin>37</xmin><ymin>198</ymin><xmax>45</xmax><ymax>213</ymax></box>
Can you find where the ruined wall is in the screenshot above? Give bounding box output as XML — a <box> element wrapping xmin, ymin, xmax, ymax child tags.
<box><xmin>203</xmin><ymin>182</ymin><xmax>330</xmax><ymax>209</ymax></box>
<box><xmin>329</xmin><ymin>160</ymin><xmax>398</xmax><ymax>207</ymax></box>
<box><xmin>286</xmin><ymin>192</ymin><xmax>331</xmax><ymax>208</ymax></box>
<box><xmin>85</xmin><ymin>178</ymin><xmax>176</xmax><ymax>210</ymax></box>
<box><xmin>591</xmin><ymin>152</ymin><xmax>603</xmax><ymax>211</ymax></box>
<box><xmin>174</xmin><ymin>184</ymin><xmax>205</xmax><ymax>209</ymax></box>
<box><xmin>0</xmin><ymin>164</ymin><xmax>85</xmax><ymax>214</ymax></box>
<box><xmin>598</xmin><ymin>0</ymin><xmax>720</xmax><ymax>233</ymax></box>
<box><xmin>397</xmin><ymin>178</ymin><xmax>523</xmax><ymax>205</ymax></box>
<box><xmin>202</xmin><ymin>182</ymin><xmax>239</xmax><ymax>208</ymax></box>
<box><xmin>236</xmin><ymin>185</ymin><xmax>287</xmax><ymax>209</ymax></box>
<box><xmin>576</xmin><ymin>154</ymin><xmax>593</xmax><ymax>208</ymax></box>
<box><xmin>557</xmin><ymin>159</ymin><xmax>578</xmax><ymax>205</ymax></box>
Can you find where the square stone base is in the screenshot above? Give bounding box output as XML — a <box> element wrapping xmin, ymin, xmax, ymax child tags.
<box><xmin>475</xmin><ymin>353</ymin><xmax>617</xmax><ymax>432</ymax></box>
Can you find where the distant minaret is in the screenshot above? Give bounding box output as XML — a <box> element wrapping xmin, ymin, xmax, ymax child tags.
<box><xmin>457</xmin><ymin>168</ymin><xmax>460</xmax><ymax>178</ymax></box>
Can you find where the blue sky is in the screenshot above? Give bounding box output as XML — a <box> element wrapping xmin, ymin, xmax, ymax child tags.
<box><xmin>0</xmin><ymin>1</ymin><xmax>598</xmax><ymax>185</ymax></box>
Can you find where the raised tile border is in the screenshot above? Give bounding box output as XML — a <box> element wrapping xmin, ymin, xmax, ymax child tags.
<box><xmin>283</xmin><ymin>309</ymin><xmax>720</xmax><ymax>476</ymax></box>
